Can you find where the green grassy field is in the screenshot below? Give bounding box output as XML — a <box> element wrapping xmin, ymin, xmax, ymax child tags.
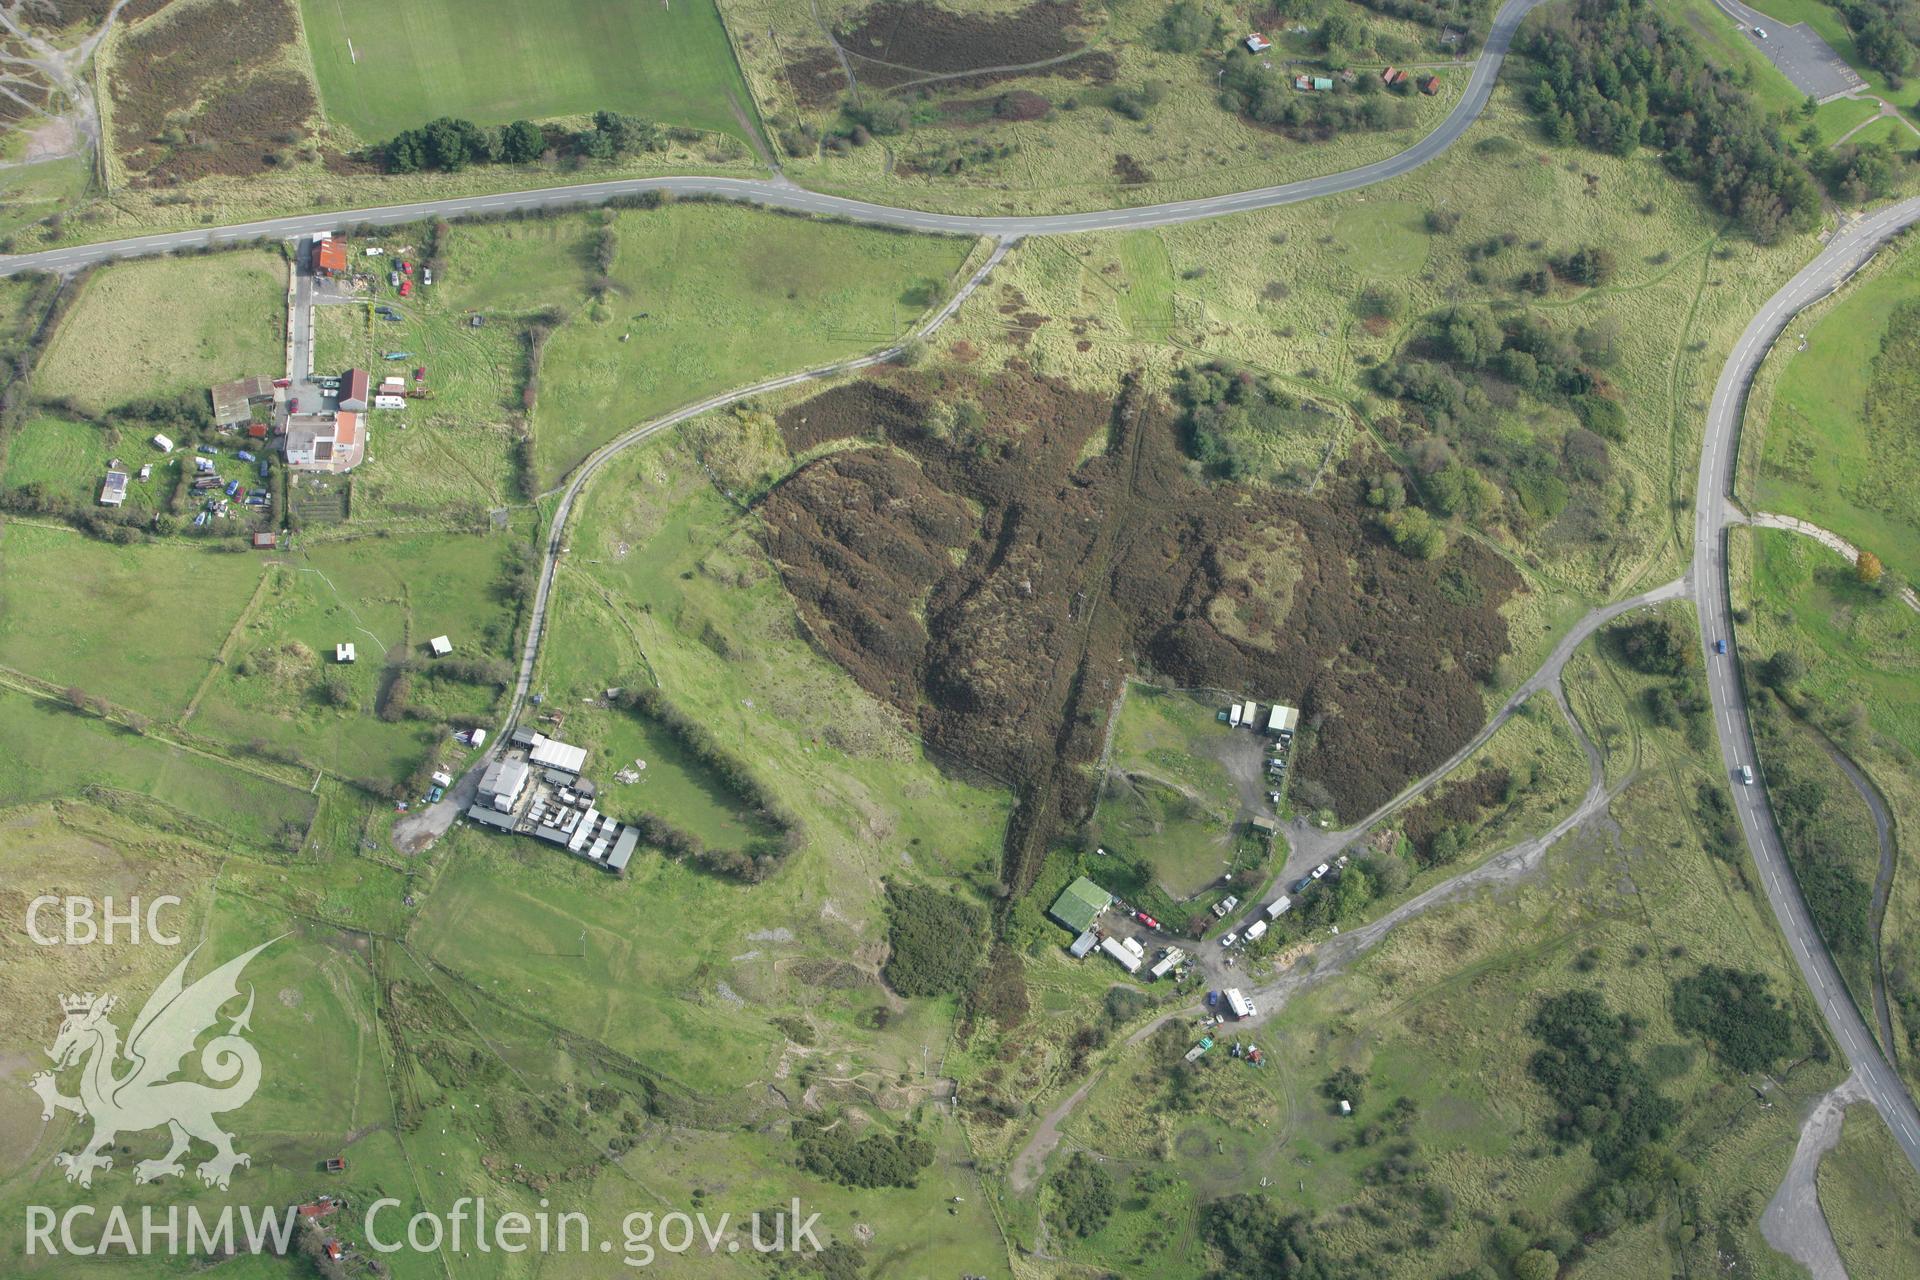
<box><xmin>1097</xmin><ymin>683</ymin><xmax>1257</xmax><ymax>898</ymax></box>
<box><xmin>184</xmin><ymin>532</ymin><xmax>523</xmax><ymax>785</ymax></box>
<box><xmin>0</xmin><ymin>522</ymin><xmax>265</xmax><ymax>718</ymax></box>
<box><xmin>530</xmin><ymin>203</ymin><xmax>973</xmax><ymax>486</ymax></box>
<box><xmin>310</xmin><ymin>299</ymin><xmax>524</xmax><ymax>521</ymax></box>
<box><xmin>31</xmin><ymin>251</ymin><xmax>288</xmax><ymax>415</ymax></box>
<box><xmin>299</xmin><ymin>0</ymin><xmax>760</xmax><ymax>143</ymax></box>
<box><xmin>397</xmin><ymin>429</ymin><xmax>1014</xmax><ymax>1114</ymax></box>
<box><xmin>0</xmin><ymin>154</ymin><xmax>92</xmax><ymax>243</ymax></box>
<box><xmin>0</xmin><ymin>865</ymin><xmax>452</xmax><ymax>1279</ymax></box>
<box><xmin>1818</xmin><ymin>1104</ymin><xmax>1920</xmax><ymax>1280</ymax></box>
<box><xmin>1749</xmin><ymin>239</ymin><xmax>1920</xmax><ymax>576</ymax></box>
<box><xmin>0</xmin><ymin>688</ymin><xmax>316</xmax><ymax>849</ymax></box>
<box><xmin>0</xmin><ymin>416</ymin><xmax>166</xmax><ymax>513</ymax></box>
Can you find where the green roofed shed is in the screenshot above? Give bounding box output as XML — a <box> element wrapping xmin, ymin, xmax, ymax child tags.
<box><xmin>1050</xmin><ymin>876</ymin><xmax>1113</xmax><ymax>933</ymax></box>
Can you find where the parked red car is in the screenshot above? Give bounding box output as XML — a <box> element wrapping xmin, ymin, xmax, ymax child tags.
<box><xmin>398</xmin><ymin>280</ymin><xmax>412</xmax><ymax>298</ymax></box>
<box><xmin>400</xmin><ymin>261</ymin><xmax>413</xmax><ymax>275</ymax></box>
<box><xmin>1136</xmin><ymin>911</ymin><xmax>1160</xmax><ymax>929</ymax></box>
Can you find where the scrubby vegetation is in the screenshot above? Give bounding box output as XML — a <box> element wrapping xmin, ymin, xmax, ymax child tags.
<box><xmin>881</xmin><ymin>882</ymin><xmax>986</xmax><ymax>998</ymax></box>
<box><xmin>1671</xmin><ymin>965</ymin><xmax>1803</xmax><ymax>1073</ymax></box>
<box><xmin>1173</xmin><ymin>361</ymin><xmax>1334</xmax><ymax>483</ymax></box>
<box><xmin>769</xmin><ymin>369</ymin><xmax>1521</xmax><ymax>901</ymax></box>
<box><xmin>1199</xmin><ymin>1195</ymin><xmax>1343</xmax><ymax>1277</ymax></box>
<box><xmin>1371</xmin><ymin>303</ymin><xmax>1623</xmax><ymax>544</ymax></box>
<box><xmin>792</xmin><ymin>1115</ymin><xmax>935</xmax><ymax>1188</ymax></box>
<box><xmin>1218</xmin><ymin>51</ymin><xmax>1418</xmax><ymax>139</ymax></box>
<box><xmin>1048</xmin><ymin>1152</ymin><xmax>1117</xmax><ymax>1238</ymax></box>
<box><xmin>1528</xmin><ymin>989</ymin><xmax>1690</xmax><ymax>1238</ymax></box>
<box><xmin>106</xmin><ymin>0</ymin><xmax>325</xmax><ymax>185</ymax></box>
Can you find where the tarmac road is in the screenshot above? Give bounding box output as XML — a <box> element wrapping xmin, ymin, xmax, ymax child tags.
<box><xmin>0</xmin><ymin>0</ymin><xmax>1547</xmax><ymax>277</ymax></box>
<box><xmin>1693</xmin><ymin>197</ymin><xmax>1920</xmax><ymax>1173</ymax></box>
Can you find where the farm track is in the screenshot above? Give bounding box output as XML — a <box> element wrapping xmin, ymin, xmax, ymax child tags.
<box><xmin>3</xmin><ymin>0</ymin><xmax>1918</xmax><ymax>1224</ymax></box>
<box><xmin>1808</xmin><ymin>727</ymin><xmax>1900</xmax><ymax>1068</ymax></box>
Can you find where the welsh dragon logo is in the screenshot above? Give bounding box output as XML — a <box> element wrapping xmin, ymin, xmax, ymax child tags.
<box><xmin>29</xmin><ymin>939</ymin><xmax>280</xmax><ymax>1190</ymax></box>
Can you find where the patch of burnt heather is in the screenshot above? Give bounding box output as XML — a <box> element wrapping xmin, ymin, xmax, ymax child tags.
<box><xmin>835</xmin><ymin>1</ymin><xmax>1089</xmax><ymax>75</ymax></box>
<box><xmin>764</xmin><ymin>367</ymin><xmax>1519</xmax><ymax>893</ymax></box>
<box><xmin>783</xmin><ymin>2</ymin><xmax>1110</xmax><ymax>109</ymax></box>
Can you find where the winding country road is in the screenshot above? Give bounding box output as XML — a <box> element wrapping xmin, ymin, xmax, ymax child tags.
<box><xmin>0</xmin><ymin>0</ymin><xmax>1546</xmax><ymax>278</ymax></box>
<box><xmin>6</xmin><ymin>0</ymin><xmax>1917</xmax><ymax>1199</ymax></box>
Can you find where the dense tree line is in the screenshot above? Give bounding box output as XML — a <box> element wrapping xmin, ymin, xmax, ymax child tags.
<box><xmin>1670</xmin><ymin>965</ymin><xmax>1802</xmax><ymax>1072</ymax></box>
<box><xmin>791</xmin><ymin>1117</ymin><xmax>933</xmax><ymax>1189</ymax></box>
<box><xmin>1767</xmin><ymin>758</ymin><xmax>1875</xmax><ymax>962</ymax></box>
<box><xmin>383</xmin><ymin>110</ymin><xmax>668</xmax><ymax>174</ymax></box>
<box><xmin>1523</xmin><ymin>0</ymin><xmax>1821</xmax><ymax>241</ymax></box>
<box><xmin>880</xmin><ymin>882</ymin><xmax>985</xmax><ymax>997</ymax></box>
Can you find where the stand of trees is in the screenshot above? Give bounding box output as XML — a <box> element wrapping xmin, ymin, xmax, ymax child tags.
<box><xmin>792</xmin><ymin>1116</ymin><xmax>934</xmax><ymax>1188</ymax></box>
<box><xmin>1369</xmin><ymin>303</ymin><xmax>1623</xmax><ymax>544</ymax></box>
<box><xmin>1200</xmin><ymin>1196</ymin><xmax>1344</xmax><ymax>1278</ymax></box>
<box><xmin>1172</xmin><ymin>360</ymin><xmax>1331</xmax><ymax>482</ymax></box>
<box><xmin>1837</xmin><ymin>0</ymin><xmax>1920</xmax><ymax>84</ymax></box>
<box><xmin>1527</xmin><ymin>989</ymin><xmax>1692</xmax><ymax>1238</ymax></box>
<box><xmin>1048</xmin><ymin>1153</ymin><xmax>1117</xmax><ymax>1237</ymax></box>
<box><xmin>382</xmin><ymin>111</ymin><xmax>669</xmax><ymax>174</ymax></box>
<box><xmin>1218</xmin><ymin>51</ymin><xmax>1417</xmax><ymax>136</ymax></box>
<box><xmin>1523</xmin><ymin>0</ymin><xmax>1821</xmax><ymax>242</ymax></box>
<box><xmin>1153</xmin><ymin>0</ymin><xmax>1222</xmax><ymax>53</ymax></box>
<box><xmin>1671</xmin><ymin>965</ymin><xmax>1802</xmax><ymax>1072</ymax></box>
<box><xmin>880</xmin><ymin>882</ymin><xmax>985</xmax><ymax>997</ymax></box>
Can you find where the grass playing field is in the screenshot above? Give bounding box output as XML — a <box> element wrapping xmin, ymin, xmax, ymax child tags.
<box><xmin>299</xmin><ymin>0</ymin><xmax>761</xmax><ymax>144</ymax></box>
